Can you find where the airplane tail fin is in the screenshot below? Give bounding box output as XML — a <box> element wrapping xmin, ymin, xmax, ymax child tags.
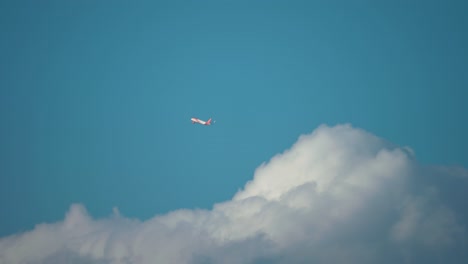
<box><xmin>206</xmin><ymin>118</ymin><xmax>212</xmax><ymax>125</ymax></box>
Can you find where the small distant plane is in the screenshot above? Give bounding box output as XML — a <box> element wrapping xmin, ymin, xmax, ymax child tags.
<box><xmin>191</xmin><ymin>117</ymin><xmax>214</xmax><ymax>126</ymax></box>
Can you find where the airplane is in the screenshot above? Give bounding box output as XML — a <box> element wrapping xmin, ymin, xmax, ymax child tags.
<box><xmin>191</xmin><ymin>117</ymin><xmax>214</xmax><ymax>126</ymax></box>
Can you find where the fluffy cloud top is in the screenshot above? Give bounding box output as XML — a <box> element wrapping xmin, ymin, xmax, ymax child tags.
<box><xmin>1</xmin><ymin>124</ymin><xmax>467</xmax><ymax>264</ymax></box>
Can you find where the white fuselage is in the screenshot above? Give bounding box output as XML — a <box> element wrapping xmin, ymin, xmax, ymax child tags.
<box><xmin>191</xmin><ymin>118</ymin><xmax>206</xmax><ymax>125</ymax></box>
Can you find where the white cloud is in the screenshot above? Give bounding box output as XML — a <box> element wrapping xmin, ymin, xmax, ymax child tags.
<box><xmin>391</xmin><ymin>187</ymin><xmax>465</xmax><ymax>247</ymax></box>
<box><xmin>1</xmin><ymin>124</ymin><xmax>467</xmax><ymax>264</ymax></box>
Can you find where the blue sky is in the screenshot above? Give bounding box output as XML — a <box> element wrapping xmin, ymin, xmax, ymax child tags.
<box><xmin>1</xmin><ymin>0</ymin><xmax>467</xmax><ymax>239</ymax></box>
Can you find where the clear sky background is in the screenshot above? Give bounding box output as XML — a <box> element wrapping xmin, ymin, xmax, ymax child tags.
<box><xmin>1</xmin><ymin>0</ymin><xmax>467</xmax><ymax>237</ymax></box>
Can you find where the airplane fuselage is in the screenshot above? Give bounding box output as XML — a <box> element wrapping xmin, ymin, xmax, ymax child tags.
<box><xmin>191</xmin><ymin>117</ymin><xmax>212</xmax><ymax>125</ymax></box>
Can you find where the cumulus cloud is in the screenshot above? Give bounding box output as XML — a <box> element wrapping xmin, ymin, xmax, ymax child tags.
<box><xmin>1</xmin><ymin>124</ymin><xmax>467</xmax><ymax>264</ymax></box>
